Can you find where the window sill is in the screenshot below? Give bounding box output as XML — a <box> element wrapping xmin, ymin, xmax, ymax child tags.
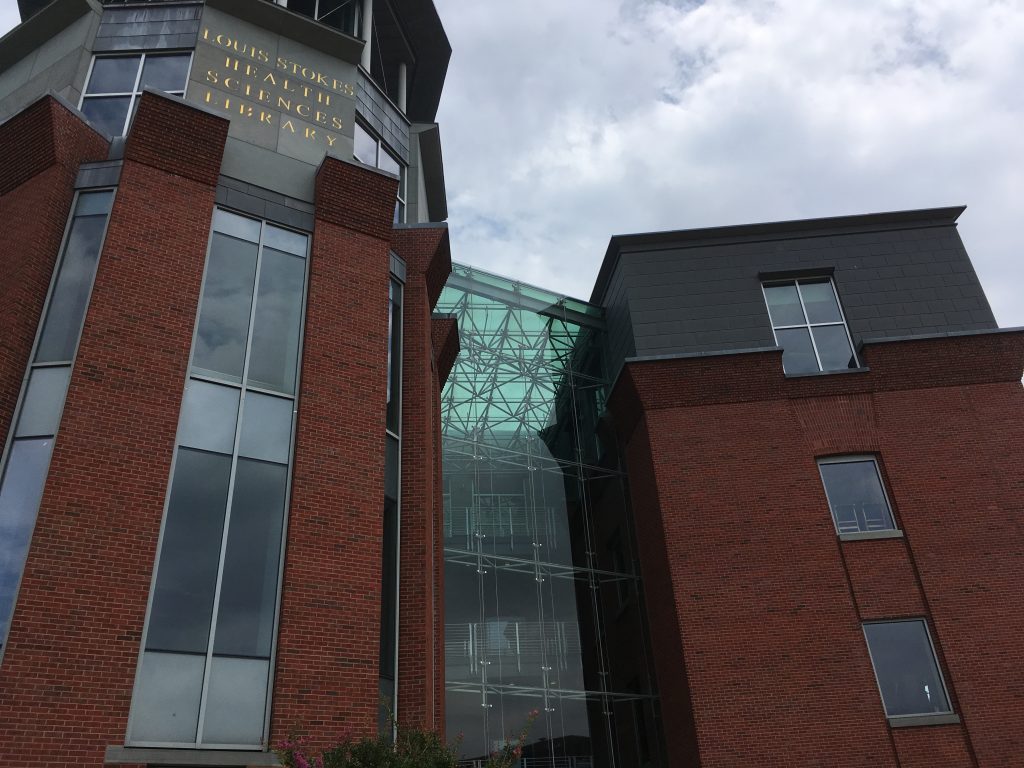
<box><xmin>784</xmin><ymin>366</ymin><xmax>870</xmax><ymax>379</ymax></box>
<box><xmin>839</xmin><ymin>529</ymin><xmax>904</xmax><ymax>542</ymax></box>
<box><xmin>887</xmin><ymin>713</ymin><xmax>961</xmax><ymax>729</ymax></box>
<box><xmin>105</xmin><ymin>746</ymin><xmax>281</xmax><ymax>766</ymax></box>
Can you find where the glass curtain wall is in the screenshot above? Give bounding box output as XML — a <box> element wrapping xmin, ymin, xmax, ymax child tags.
<box><xmin>437</xmin><ymin>265</ymin><xmax>664</xmax><ymax>768</ymax></box>
<box><xmin>128</xmin><ymin>210</ymin><xmax>308</xmax><ymax>748</ymax></box>
<box><xmin>0</xmin><ymin>190</ymin><xmax>115</xmax><ymax>658</ymax></box>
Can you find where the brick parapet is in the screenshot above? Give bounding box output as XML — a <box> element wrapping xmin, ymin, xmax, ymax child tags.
<box><xmin>315</xmin><ymin>157</ymin><xmax>398</xmax><ymax>241</ymax></box>
<box><xmin>123</xmin><ymin>91</ymin><xmax>229</xmax><ymax>187</ymax></box>
<box><xmin>0</xmin><ymin>97</ymin><xmax>224</xmax><ymax>766</ymax></box>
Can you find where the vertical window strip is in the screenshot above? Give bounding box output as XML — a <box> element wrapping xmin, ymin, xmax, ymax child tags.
<box><xmin>128</xmin><ymin>210</ymin><xmax>308</xmax><ymax>748</ymax></box>
<box><xmin>380</xmin><ymin>276</ymin><xmax>402</xmax><ymax>734</ymax></box>
<box><xmin>0</xmin><ymin>189</ymin><xmax>115</xmax><ymax>658</ymax></box>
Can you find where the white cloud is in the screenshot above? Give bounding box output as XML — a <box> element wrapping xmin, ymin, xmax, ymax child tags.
<box><xmin>434</xmin><ymin>0</ymin><xmax>1024</xmax><ymax>323</ymax></box>
<box><xmin>1</xmin><ymin>0</ymin><xmax>1020</xmax><ymax>322</ymax></box>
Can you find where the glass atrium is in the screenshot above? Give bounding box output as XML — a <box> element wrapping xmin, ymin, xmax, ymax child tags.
<box><xmin>437</xmin><ymin>265</ymin><xmax>662</xmax><ymax>768</ymax></box>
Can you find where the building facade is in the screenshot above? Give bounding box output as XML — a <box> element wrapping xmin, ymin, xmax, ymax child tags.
<box><xmin>1</xmin><ymin>2</ymin><xmax>1022</xmax><ymax>768</ymax></box>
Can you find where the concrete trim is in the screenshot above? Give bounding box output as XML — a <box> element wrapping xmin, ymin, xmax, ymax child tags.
<box><xmin>860</xmin><ymin>326</ymin><xmax>1023</xmax><ymax>347</ymax></box>
<box><xmin>839</xmin><ymin>529</ymin><xmax>904</xmax><ymax>542</ymax></box>
<box><xmin>105</xmin><ymin>746</ymin><xmax>281</xmax><ymax>766</ymax></box>
<box><xmin>625</xmin><ymin>346</ymin><xmax>780</xmax><ymax>364</ymax></box>
<box><xmin>0</xmin><ymin>0</ymin><xmax>99</xmax><ymax>76</ymax></box>
<box><xmin>206</xmin><ymin>0</ymin><xmax>363</xmax><ymax>66</ymax></box>
<box><xmin>784</xmin><ymin>366</ymin><xmax>870</xmax><ymax>379</ymax></box>
<box><xmin>887</xmin><ymin>713</ymin><xmax>961</xmax><ymax>728</ymax></box>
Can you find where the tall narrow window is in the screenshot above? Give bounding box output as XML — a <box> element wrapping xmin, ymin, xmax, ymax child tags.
<box><xmin>128</xmin><ymin>210</ymin><xmax>308</xmax><ymax>748</ymax></box>
<box><xmin>863</xmin><ymin>620</ymin><xmax>953</xmax><ymax>719</ymax></box>
<box><xmin>0</xmin><ymin>190</ymin><xmax>115</xmax><ymax>656</ymax></box>
<box><xmin>380</xmin><ymin>276</ymin><xmax>402</xmax><ymax>733</ymax></box>
<box><xmin>763</xmin><ymin>278</ymin><xmax>857</xmax><ymax>374</ymax></box>
<box><xmin>80</xmin><ymin>53</ymin><xmax>191</xmax><ymax>137</ymax></box>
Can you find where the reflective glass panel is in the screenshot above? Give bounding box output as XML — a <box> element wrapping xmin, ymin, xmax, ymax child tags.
<box><xmin>763</xmin><ymin>283</ymin><xmax>805</xmax><ymax>326</ymax></box>
<box><xmin>177</xmin><ymin>379</ymin><xmax>240</xmax><ymax>455</ymax></box>
<box><xmin>262</xmin><ymin>224</ymin><xmax>307</xmax><ymax>257</ymax></box>
<box><xmin>378</xmin><ymin>149</ymin><xmax>400</xmax><ymax>177</ymax></box>
<box><xmin>36</xmin><ymin>214</ymin><xmax>109</xmax><ymax>363</ymax></box>
<box><xmin>212</xmin><ymin>459</ymin><xmax>287</xmax><ymax>659</ymax></box>
<box><xmin>247</xmin><ymin>248</ymin><xmax>305</xmax><ymax>394</ymax></box>
<box><xmin>86</xmin><ymin>55</ymin><xmax>141</xmax><ymax>93</ymax></box>
<box><xmin>812</xmin><ymin>324</ymin><xmax>856</xmax><ymax>371</ymax></box>
<box><xmin>864</xmin><ymin>621</ymin><xmax>951</xmax><ymax>716</ymax></box>
<box><xmin>130</xmin><ymin>651</ymin><xmax>205</xmax><ymax>743</ymax></box>
<box><xmin>775</xmin><ymin>327</ymin><xmax>818</xmax><ymax>374</ymax></box>
<box><xmin>212</xmin><ymin>209</ymin><xmax>261</xmax><ymax>244</ymax></box>
<box><xmin>819</xmin><ymin>459</ymin><xmax>894</xmax><ymax>533</ymax></box>
<box><xmin>81</xmin><ymin>96</ymin><xmax>132</xmax><ymax>137</ymax></box>
<box><xmin>192</xmin><ymin>233</ymin><xmax>258</xmax><ymax>383</ymax></box>
<box><xmin>354</xmin><ymin>122</ymin><xmax>377</xmax><ymax>165</ymax></box>
<box><xmin>140</xmin><ymin>53</ymin><xmax>191</xmax><ymax>91</ymax></box>
<box><xmin>387</xmin><ymin>280</ymin><xmax>401</xmax><ymax>433</ymax></box>
<box><xmin>238</xmin><ymin>392</ymin><xmax>293</xmax><ymax>465</ymax></box>
<box><xmin>800</xmin><ymin>280</ymin><xmax>843</xmax><ymax>324</ymax></box>
<box><xmin>76</xmin><ymin>190</ymin><xmax>115</xmax><ymax>217</ymax></box>
<box><xmin>0</xmin><ymin>438</ymin><xmax>53</xmax><ymax>646</ymax></box>
<box><xmin>15</xmin><ymin>367</ymin><xmax>71</xmax><ymax>438</ymax></box>
<box><xmin>146</xmin><ymin>449</ymin><xmax>231</xmax><ymax>654</ymax></box>
<box><xmin>202</xmin><ymin>656</ymin><xmax>270</xmax><ymax>745</ymax></box>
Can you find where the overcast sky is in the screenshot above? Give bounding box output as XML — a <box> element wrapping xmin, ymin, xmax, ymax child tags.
<box><xmin>2</xmin><ymin>0</ymin><xmax>1021</xmax><ymax>323</ymax></box>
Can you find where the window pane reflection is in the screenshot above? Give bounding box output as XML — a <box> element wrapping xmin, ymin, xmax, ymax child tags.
<box><xmin>247</xmin><ymin>248</ymin><xmax>305</xmax><ymax>394</ymax></box>
<box><xmin>212</xmin><ymin>459</ymin><xmax>287</xmax><ymax>659</ymax></box>
<box><xmin>86</xmin><ymin>55</ymin><xmax>141</xmax><ymax>93</ymax></box>
<box><xmin>36</xmin><ymin>214</ymin><xmax>109</xmax><ymax>363</ymax></box>
<box><xmin>0</xmin><ymin>438</ymin><xmax>53</xmax><ymax>646</ymax></box>
<box><xmin>864</xmin><ymin>621</ymin><xmax>951</xmax><ymax>717</ymax></box>
<box><xmin>146</xmin><ymin>449</ymin><xmax>231</xmax><ymax>654</ymax></box>
<box><xmin>192</xmin><ymin>233</ymin><xmax>258</xmax><ymax>383</ymax></box>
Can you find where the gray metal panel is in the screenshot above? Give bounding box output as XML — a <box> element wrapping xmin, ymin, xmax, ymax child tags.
<box><xmin>75</xmin><ymin>160</ymin><xmax>122</xmax><ymax>188</ymax></box>
<box><xmin>92</xmin><ymin>3</ymin><xmax>201</xmax><ymax>52</ymax></box>
<box><xmin>215</xmin><ymin>176</ymin><xmax>315</xmax><ymax>232</ymax></box>
<box><xmin>599</xmin><ymin>214</ymin><xmax>997</xmax><ymax>376</ymax></box>
<box><xmin>356</xmin><ymin>71</ymin><xmax>410</xmax><ymax>164</ymax></box>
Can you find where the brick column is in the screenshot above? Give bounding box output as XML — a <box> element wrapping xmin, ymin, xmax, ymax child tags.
<box><xmin>390</xmin><ymin>225</ymin><xmax>453</xmax><ymax>732</ymax></box>
<box><xmin>0</xmin><ymin>96</ymin><xmax>108</xmax><ymax>446</ymax></box>
<box><xmin>271</xmin><ymin>158</ymin><xmax>397</xmax><ymax>748</ymax></box>
<box><xmin>0</xmin><ymin>92</ymin><xmax>228</xmax><ymax>767</ymax></box>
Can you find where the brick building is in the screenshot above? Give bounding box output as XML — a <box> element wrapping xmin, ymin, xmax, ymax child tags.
<box><xmin>0</xmin><ymin>1</ymin><xmax>1021</xmax><ymax>768</ymax></box>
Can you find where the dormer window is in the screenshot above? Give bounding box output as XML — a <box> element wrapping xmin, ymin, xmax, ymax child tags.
<box><xmin>762</xmin><ymin>278</ymin><xmax>858</xmax><ymax>374</ymax></box>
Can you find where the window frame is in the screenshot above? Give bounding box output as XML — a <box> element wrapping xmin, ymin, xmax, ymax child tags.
<box><xmin>0</xmin><ymin>187</ymin><xmax>116</xmax><ymax>664</ymax></box>
<box><xmin>125</xmin><ymin>208</ymin><xmax>310</xmax><ymax>750</ymax></box>
<box><xmin>817</xmin><ymin>455</ymin><xmax>900</xmax><ymax>538</ymax></box>
<box><xmin>862</xmin><ymin>618</ymin><xmax>955</xmax><ymax>722</ymax></box>
<box><xmin>353</xmin><ymin>119</ymin><xmax>407</xmax><ymax>223</ymax></box>
<box><xmin>79</xmin><ymin>51</ymin><xmax>194</xmax><ymax>137</ymax></box>
<box><xmin>761</xmin><ymin>277</ymin><xmax>859</xmax><ymax>374</ymax></box>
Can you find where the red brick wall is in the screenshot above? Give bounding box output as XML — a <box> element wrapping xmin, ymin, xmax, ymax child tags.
<box><xmin>611</xmin><ymin>331</ymin><xmax>1024</xmax><ymax>768</ymax></box>
<box><xmin>0</xmin><ymin>97</ymin><xmax>107</xmax><ymax>451</ymax></box>
<box><xmin>270</xmin><ymin>158</ymin><xmax>397</xmax><ymax>748</ymax></box>
<box><xmin>0</xmin><ymin>94</ymin><xmax>227</xmax><ymax>767</ymax></box>
<box><xmin>390</xmin><ymin>226</ymin><xmax>452</xmax><ymax>732</ymax></box>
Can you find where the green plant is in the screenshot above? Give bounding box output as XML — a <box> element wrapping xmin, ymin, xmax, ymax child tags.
<box><xmin>275</xmin><ymin>709</ymin><xmax>539</xmax><ymax>768</ymax></box>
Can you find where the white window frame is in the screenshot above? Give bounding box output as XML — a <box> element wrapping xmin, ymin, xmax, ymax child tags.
<box><xmin>762</xmin><ymin>277</ymin><xmax>859</xmax><ymax>372</ymax></box>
